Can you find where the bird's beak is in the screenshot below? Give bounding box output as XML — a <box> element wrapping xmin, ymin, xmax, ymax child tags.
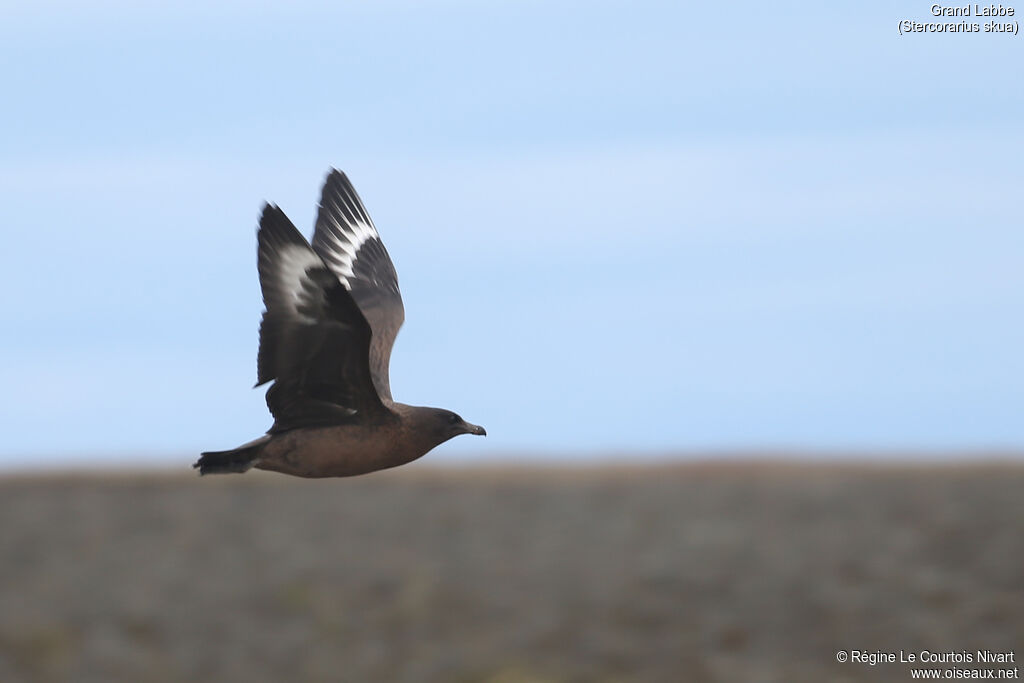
<box><xmin>463</xmin><ymin>422</ymin><xmax>487</xmax><ymax>436</ymax></box>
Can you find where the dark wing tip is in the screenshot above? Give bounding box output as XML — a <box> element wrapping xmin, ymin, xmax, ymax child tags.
<box><xmin>257</xmin><ymin>203</ymin><xmax>307</xmax><ymax>251</ymax></box>
<box><xmin>322</xmin><ymin>169</ymin><xmax>361</xmax><ymax>203</ymax></box>
<box><xmin>258</xmin><ymin>202</ymin><xmax>285</xmax><ymax>229</ymax></box>
<box><xmin>258</xmin><ymin>202</ymin><xmax>289</xmax><ymax>231</ymax></box>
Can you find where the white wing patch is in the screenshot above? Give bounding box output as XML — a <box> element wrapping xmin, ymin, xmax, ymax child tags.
<box><xmin>322</xmin><ymin>191</ymin><xmax>379</xmax><ymax>289</ymax></box>
<box><xmin>277</xmin><ymin>245</ymin><xmax>324</xmax><ymax>321</ymax></box>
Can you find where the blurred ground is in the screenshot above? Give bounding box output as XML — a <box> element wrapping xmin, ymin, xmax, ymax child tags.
<box><xmin>0</xmin><ymin>460</ymin><xmax>1020</xmax><ymax>682</ymax></box>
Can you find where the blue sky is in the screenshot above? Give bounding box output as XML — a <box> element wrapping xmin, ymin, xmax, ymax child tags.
<box><xmin>1</xmin><ymin>1</ymin><xmax>1022</xmax><ymax>465</ymax></box>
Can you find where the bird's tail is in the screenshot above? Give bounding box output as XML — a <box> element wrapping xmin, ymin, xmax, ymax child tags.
<box><xmin>193</xmin><ymin>436</ymin><xmax>270</xmax><ymax>475</ymax></box>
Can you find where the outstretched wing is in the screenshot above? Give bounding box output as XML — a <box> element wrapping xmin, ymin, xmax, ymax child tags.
<box><xmin>311</xmin><ymin>170</ymin><xmax>405</xmax><ymax>401</ymax></box>
<box><xmin>255</xmin><ymin>204</ymin><xmax>387</xmax><ymax>431</ymax></box>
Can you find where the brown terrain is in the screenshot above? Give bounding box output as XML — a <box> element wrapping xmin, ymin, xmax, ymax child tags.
<box><xmin>0</xmin><ymin>460</ymin><xmax>1020</xmax><ymax>682</ymax></box>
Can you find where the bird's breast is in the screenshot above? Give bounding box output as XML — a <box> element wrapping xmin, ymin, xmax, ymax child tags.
<box><xmin>253</xmin><ymin>422</ymin><xmax>428</xmax><ymax>478</ymax></box>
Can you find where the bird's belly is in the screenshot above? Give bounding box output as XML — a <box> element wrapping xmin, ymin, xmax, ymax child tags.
<box><xmin>253</xmin><ymin>425</ymin><xmax>419</xmax><ymax>478</ymax></box>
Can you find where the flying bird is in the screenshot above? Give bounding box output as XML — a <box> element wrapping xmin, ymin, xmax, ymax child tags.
<box><xmin>195</xmin><ymin>170</ymin><xmax>485</xmax><ymax>477</ymax></box>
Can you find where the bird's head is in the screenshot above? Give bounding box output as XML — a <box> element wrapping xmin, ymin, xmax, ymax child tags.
<box><xmin>420</xmin><ymin>407</ymin><xmax>486</xmax><ymax>446</ymax></box>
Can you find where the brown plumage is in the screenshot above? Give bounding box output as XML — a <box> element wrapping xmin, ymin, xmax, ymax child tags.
<box><xmin>195</xmin><ymin>170</ymin><xmax>485</xmax><ymax>478</ymax></box>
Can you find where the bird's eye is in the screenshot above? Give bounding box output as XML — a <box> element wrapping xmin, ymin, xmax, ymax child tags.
<box><xmin>449</xmin><ymin>413</ymin><xmax>460</xmax><ymax>424</ymax></box>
